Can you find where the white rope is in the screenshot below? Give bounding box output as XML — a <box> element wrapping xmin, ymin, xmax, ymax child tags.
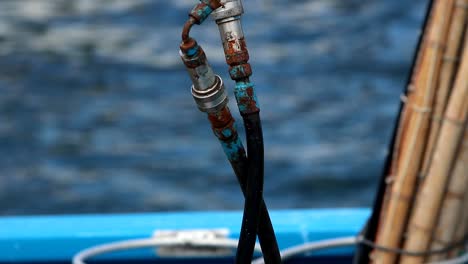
<box><xmin>251</xmin><ymin>236</ymin><xmax>357</xmax><ymax>264</ymax></box>
<box><xmin>73</xmin><ymin>236</ymin><xmax>261</xmax><ymax>264</ymax></box>
<box><xmin>73</xmin><ymin>235</ymin><xmax>467</xmax><ymax>264</ymax></box>
<box><xmin>251</xmin><ymin>237</ymin><xmax>467</xmax><ymax>264</ymax></box>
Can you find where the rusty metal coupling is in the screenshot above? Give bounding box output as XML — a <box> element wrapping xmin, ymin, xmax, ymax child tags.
<box><xmin>180</xmin><ymin>39</ymin><xmax>228</xmax><ymax>113</ymax></box>
<box><xmin>191</xmin><ymin>75</ymin><xmax>228</xmax><ymax>113</ymax></box>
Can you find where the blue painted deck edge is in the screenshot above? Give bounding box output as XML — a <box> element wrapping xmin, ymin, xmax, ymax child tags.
<box><xmin>0</xmin><ymin>208</ymin><xmax>370</xmax><ymax>262</ymax></box>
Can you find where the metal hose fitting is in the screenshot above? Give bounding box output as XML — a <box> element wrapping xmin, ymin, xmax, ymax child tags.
<box><xmin>211</xmin><ymin>0</ymin><xmax>259</xmax><ymax>116</ymax></box>
<box><xmin>191</xmin><ymin>75</ymin><xmax>228</xmax><ymax>113</ymax></box>
<box><xmin>180</xmin><ymin>40</ymin><xmax>228</xmax><ymax>113</ymax></box>
<box><xmin>211</xmin><ymin>0</ymin><xmax>249</xmax><ymax>69</ymax></box>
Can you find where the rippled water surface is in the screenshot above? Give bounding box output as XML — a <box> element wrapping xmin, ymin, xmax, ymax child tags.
<box><xmin>0</xmin><ymin>0</ymin><xmax>427</xmax><ymax>215</ymax></box>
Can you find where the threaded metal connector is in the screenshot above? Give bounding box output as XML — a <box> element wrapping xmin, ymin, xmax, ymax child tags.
<box><xmin>210</xmin><ymin>0</ymin><xmax>250</xmax><ymax>69</ymax></box>
<box><xmin>180</xmin><ymin>49</ymin><xmax>217</xmax><ymax>92</ymax></box>
<box><xmin>180</xmin><ymin>40</ymin><xmax>229</xmax><ymax>113</ymax></box>
<box><xmin>191</xmin><ymin>75</ymin><xmax>228</xmax><ymax>113</ymax></box>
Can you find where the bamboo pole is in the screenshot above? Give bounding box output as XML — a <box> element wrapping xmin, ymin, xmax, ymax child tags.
<box><xmin>389</xmin><ymin>0</ymin><xmax>437</xmax><ymax>185</ymax></box>
<box><xmin>421</xmin><ymin>0</ymin><xmax>468</xmax><ymax>178</ymax></box>
<box><xmin>375</xmin><ymin>39</ymin><xmax>429</xmax><ymax>255</ymax></box>
<box><xmin>376</xmin><ymin>0</ymin><xmax>439</xmax><ymax>230</ymax></box>
<box><xmin>400</xmin><ymin>33</ymin><xmax>468</xmax><ymax>264</ymax></box>
<box><xmin>429</xmin><ymin>129</ymin><xmax>467</xmax><ymax>261</ymax></box>
<box><xmin>371</xmin><ymin>1</ymin><xmax>455</xmax><ymax>263</ymax></box>
<box><xmin>374</xmin><ymin>19</ymin><xmax>430</xmax><ymax>247</ymax></box>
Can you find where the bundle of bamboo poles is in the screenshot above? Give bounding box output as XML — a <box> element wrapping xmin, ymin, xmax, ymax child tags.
<box><xmin>370</xmin><ymin>0</ymin><xmax>468</xmax><ymax>263</ymax></box>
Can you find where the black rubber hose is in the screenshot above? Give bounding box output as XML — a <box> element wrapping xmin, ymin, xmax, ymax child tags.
<box><xmin>207</xmin><ymin>106</ymin><xmax>281</xmax><ymax>264</ymax></box>
<box><xmin>235</xmin><ymin>112</ymin><xmax>266</xmax><ymax>264</ymax></box>
<box><xmin>230</xmin><ymin>152</ymin><xmax>281</xmax><ymax>264</ymax></box>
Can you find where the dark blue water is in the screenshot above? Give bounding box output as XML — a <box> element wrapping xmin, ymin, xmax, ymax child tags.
<box><xmin>0</xmin><ymin>0</ymin><xmax>426</xmax><ymax>215</ymax></box>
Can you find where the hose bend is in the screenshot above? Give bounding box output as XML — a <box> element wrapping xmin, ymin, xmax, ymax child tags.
<box><xmin>181</xmin><ymin>18</ymin><xmax>195</xmax><ymax>43</ymax></box>
<box><xmin>181</xmin><ymin>0</ymin><xmax>223</xmax><ymax>43</ymax></box>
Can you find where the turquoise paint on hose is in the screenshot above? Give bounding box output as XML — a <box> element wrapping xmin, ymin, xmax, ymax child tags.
<box><xmin>234</xmin><ymin>81</ymin><xmax>259</xmax><ymax>114</ymax></box>
<box><xmin>221</xmin><ymin>128</ymin><xmax>233</xmax><ymax>138</ymax></box>
<box><xmin>229</xmin><ymin>65</ymin><xmax>246</xmax><ymax>78</ymax></box>
<box><xmin>220</xmin><ymin>136</ymin><xmax>244</xmax><ymax>162</ymax></box>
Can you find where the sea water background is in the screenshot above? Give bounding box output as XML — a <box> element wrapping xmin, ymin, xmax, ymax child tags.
<box><xmin>0</xmin><ymin>0</ymin><xmax>427</xmax><ymax>215</ymax></box>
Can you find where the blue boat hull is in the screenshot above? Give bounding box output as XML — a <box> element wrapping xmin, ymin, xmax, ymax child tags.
<box><xmin>3</xmin><ymin>257</ymin><xmax>353</xmax><ymax>264</ymax></box>
<box><xmin>0</xmin><ymin>209</ymin><xmax>369</xmax><ymax>263</ymax></box>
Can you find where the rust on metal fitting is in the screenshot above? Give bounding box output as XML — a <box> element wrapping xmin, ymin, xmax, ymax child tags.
<box><xmin>234</xmin><ymin>81</ymin><xmax>260</xmax><ymax>115</ymax></box>
<box><xmin>181</xmin><ymin>18</ymin><xmax>195</xmax><ymax>42</ymax></box>
<box><xmin>201</xmin><ymin>0</ymin><xmax>223</xmax><ymax>10</ymax></box>
<box><xmin>208</xmin><ymin>106</ymin><xmax>237</xmax><ymax>140</ymax></box>
<box><xmin>226</xmin><ymin>51</ymin><xmax>250</xmax><ymax>66</ymax></box>
<box><xmin>229</xmin><ymin>63</ymin><xmax>252</xmax><ymax>80</ymax></box>
<box><xmin>189</xmin><ymin>3</ymin><xmax>213</xmax><ymax>25</ymax></box>
<box><xmin>181</xmin><ymin>46</ymin><xmax>209</xmax><ymax>69</ymax></box>
<box><xmin>224</xmin><ymin>38</ymin><xmax>249</xmax><ymax>66</ymax></box>
<box><xmin>180</xmin><ymin>38</ymin><xmax>198</xmax><ymax>54</ymax></box>
<box><xmin>208</xmin><ymin>106</ymin><xmax>234</xmax><ymax>128</ymax></box>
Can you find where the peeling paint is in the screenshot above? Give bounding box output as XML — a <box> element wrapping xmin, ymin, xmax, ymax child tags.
<box><xmin>229</xmin><ymin>64</ymin><xmax>252</xmax><ymax>80</ymax></box>
<box><xmin>190</xmin><ymin>3</ymin><xmax>213</xmax><ymax>24</ymax></box>
<box><xmin>206</xmin><ymin>106</ymin><xmax>246</xmax><ymax>161</ymax></box>
<box><xmin>234</xmin><ymin>81</ymin><xmax>259</xmax><ymax>114</ymax></box>
<box><xmin>220</xmin><ymin>135</ymin><xmax>245</xmax><ymax>162</ymax></box>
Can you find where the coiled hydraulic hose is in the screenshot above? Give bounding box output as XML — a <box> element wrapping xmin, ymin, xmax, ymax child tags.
<box><xmin>179</xmin><ymin>1</ymin><xmax>281</xmax><ymax>263</ymax></box>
